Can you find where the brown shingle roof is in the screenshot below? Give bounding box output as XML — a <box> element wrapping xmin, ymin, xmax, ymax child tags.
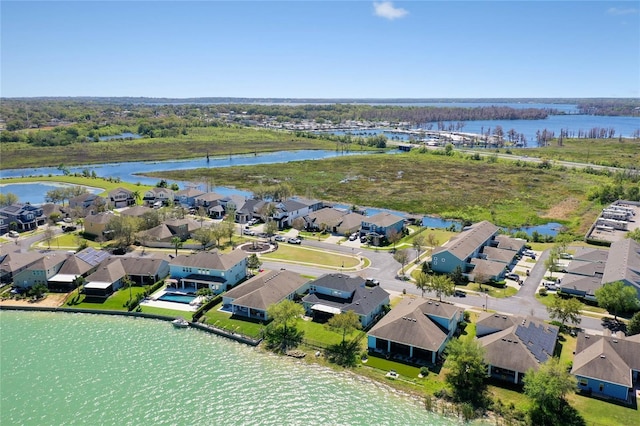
<box><xmin>433</xmin><ymin>220</ymin><xmax>499</xmax><ymax>261</ymax></box>
<box><xmin>571</xmin><ymin>333</ymin><xmax>640</xmax><ymax>387</ymax></box>
<box><xmin>228</xmin><ymin>270</ymin><xmax>309</xmax><ymax>311</ymax></box>
<box><xmin>171</xmin><ymin>249</ymin><xmax>246</xmax><ymax>271</ymax></box>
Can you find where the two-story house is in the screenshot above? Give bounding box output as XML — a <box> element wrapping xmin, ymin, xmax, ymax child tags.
<box><xmin>108</xmin><ymin>188</ymin><xmax>135</xmax><ymax>208</ymax></box>
<box><xmin>302</xmin><ymin>273</ymin><xmax>390</xmax><ymax>327</ymax></box>
<box><xmin>142</xmin><ymin>187</ymin><xmax>174</xmax><ymax>207</ymax></box>
<box><xmin>168</xmin><ymin>249</ymin><xmax>247</xmax><ymax>294</ymax></box>
<box><xmin>0</xmin><ymin>203</ymin><xmax>46</xmax><ymax>231</ymax></box>
<box><xmin>360</xmin><ymin>212</ymin><xmax>405</xmax><ymax>246</ymax></box>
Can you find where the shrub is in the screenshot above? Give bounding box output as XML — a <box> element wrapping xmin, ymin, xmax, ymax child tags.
<box><xmin>420</xmin><ymin>366</ymin><xmax>429</xmax><ymax>377</ymax></box>
<box><xmin>539</xmin><ymin>287</ymin><xmax>548</xmax><ymax>296</ymax></box>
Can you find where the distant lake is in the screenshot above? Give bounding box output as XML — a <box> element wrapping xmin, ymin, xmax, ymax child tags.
<box><xmin>98</xmin><ymin>132</ymin><xmax>142</xmax><ymax>141</ymax></box>
<box><xmin>0</xmin><ymin>182</ymin><xmax>103</xmax><ymax>205</ymax></box>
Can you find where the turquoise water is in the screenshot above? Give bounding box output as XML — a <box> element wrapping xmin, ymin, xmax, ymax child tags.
<box><xmin>0</xmin><ymin>311</ymin><xmax>455</xmax><ymax>425</ymax></box>
<box><xmin>158</xmin><ymin>293</ymin><xmax>196</xmax><ymax>304</ymax></box>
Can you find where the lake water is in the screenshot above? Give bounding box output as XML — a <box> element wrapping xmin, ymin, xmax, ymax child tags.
<box><xmin>0</xmin><ymin>311</ymin><xmax>454</xmax><ymax>426</ymax></box>
<box><xmin>98</xmin><ymin>132</ymin><xmax>142</xmax><ymax>141</ymax></box>
<box><xmin>0</xmin><ymin>182</ymin><xmax>103</xmax><ymax>205</ymax></box>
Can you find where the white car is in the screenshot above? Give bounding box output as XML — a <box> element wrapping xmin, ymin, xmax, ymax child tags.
<box><xmin>287</xmin><ymin>238</ymin><xmax>302</xmax><ymax>245</ymax></box>
<box><xmin>8</xmin><ymin>230</ymin><xmax>19</xmax><ymax>238</ymax></box>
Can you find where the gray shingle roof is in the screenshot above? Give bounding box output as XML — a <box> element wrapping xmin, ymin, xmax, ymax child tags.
<box><xmin>368</xmin><ymin>298</ymin><xmax>459</xmax><ymax>351</ymax></box>
<box><xmin>573</xmin><ymin>247</ymin><xmax>609</xmax><ymax>263</ymax></box>
<box><xmin>565</xmin><ymin>260</ymin><xmax>605</xmax><ymax>277</ymax></box>
<box><xmin>227</xmin><ymin>270</ymin><xmax>309</xmax><ymax>311</ymax></box>
<box><xmin>433</xmin><ymin>220</ymin><xmax>499</xmax><ymax>261</ymax></box>
<box><xmin>171</xmin><ymin>249</ymin><xmax>246</xmax><ymax>271</ymax></box>
<box><xmin>494</xmin><ymin>235</ymin><xmax>526</xmax><ymax>252</ymax></box>
<box><xmin>86</xmin><ymin>259</ymin><xmax>126</xmax><ymax>283</ymax></box>
<box><xmin>572</xmin><ymin>333</ymin><xmax>640</xmax><ymax>388</ymax></box>
<box><xmin>483</xmin><ymin>246</ymin><xmax>516</xmax><ymax>263</ymax></box>
<box><xmin>602</xmin><ymin>239</ymin><xmax>640</xmax><ymax>291</ymax></box>
<box><xmin>362</xmin><ymin>212</ymin><xmax>404</xmax><ymax>227</ymax></box>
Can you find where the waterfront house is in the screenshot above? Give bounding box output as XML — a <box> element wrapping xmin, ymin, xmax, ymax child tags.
<box><xmin>13</xmin><ymin>253</ymin><xmax>70</xmax><ymax>289</ymax></box>
<box><xmin>572</xmin><ymin>332</ymin><xmax>640</xmax><ymax>402</ymax></box>
<box><xmin>302</xmin><ymin>273</ymin><xmax>390</xmax><ymax>327</ymax></box>
<box><xmin>168</xmin><ymin>249</ymin><xmax>247</xmax><ymax>294</ymax></box>
<box><xmin>477</xmin><ymin>315</ymin><xmax>559</xmax><ymax>384</ymax></box>
<box><xmin>367</xmin><ymin>298</ymin><xmax>463</xmax><ymax>364</ymax></box>
<box><xmin>46</xmin><ymin>247</ymin><xmax>109</xmax><ymax>291</ymax></box>
<box><xmin>0</xmin><ymin>251</ymin><xmax>45</xmax><ymax>284</ymax></box>
<box><xmin>113</xmin><ymin>256</ymin><xmax>169</xmax><ymax>285</ymax></box>
<box><xmin>360</xmin><ymin>212</ymin><xmax>405</xmax><ymax>246</ymax></box>
<box><xmin>107</xmin><ymin>188</ymin><xmax>135</xmax><ymax>208</ymax></box>
<box><xmin>271</xmin><ymin>199</ymin><xmax>314</xmax><ymax>229</ymax></box>
<box><xmin>431</xmin><ymin>220</ymin><xmax>500</xmax><ymax>275</ymax></box>
<box><xmin>304</xmin><ymin>207</ymin><xmax>348</xmax><ymax>233</ymax></box>
<box><xmin>83</xmin><ymin>258</ymin><xmax>127</xmax><ymax>298</ymax></box>
<box><xmin>0</xmin><ymin>203</ymin><xmax>46</xmax><ymax>232</ymax></box>
<box><xmin>222</xmin><ymin>270</ymin><xmax>310</xmax><ymax>320</ymax></box>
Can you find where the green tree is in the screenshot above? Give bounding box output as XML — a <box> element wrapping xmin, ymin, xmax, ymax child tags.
<box><xmin>429</xmin><ymin>274</ymin><xmax>455</xmax><ymax>302</ymax></box>
<box><xmin>192</xmin><ymin>226</ymin><xmax>213</xmax><ymax>250</ymax></box>
<box><xmin>627</xmin><ymin>228</ymin><xmax>640</xmax><ymax>243</ymax></box>
<box><xmin>264</xmin><ymin>219</ymin><xmax>279</xmax><ymax>236</ymax></box>
<box><xmin>412</xmin><ymin>234</ymin><xmax>425</xmax><ymax>263</ymax></box>
<box><xmin>523</xmin><ymin>358</ymin><xmax>580</xmax><ymax>425</ymax></box>
<box><xmin>387</xmin><ymin>228</ymin><xmax>402</xmax><ymax>251</ymax></box>
<box><xmin>595</xmin><ymin>281</ymin><xmax>639</xmax><ymax>320</ymax></box>
<box><xmin>544</xmin><ymin>247</ymin><xmax>560</xmax><ymax>278</ymax></box>
<box><xmin>393</xmin><ymin>249</ymin><xmax>410</xmax><ymax>276</ymax></box>
<box><xmin>547</xmin><ymin>296</ymin><xmax>582</xmax><ymax>328</ymax></box>
<box><xmin>444</xmin><ymin>338</ymin><xmax>487</xmax><ymax>405</ymax></box>
<box><xmin>414</xmin><ymin>271</ymin><xmax>431</xmax><ymax>298</ymax></box>
<box><xmin>246</xmin><ymin>253</ymin><xmax>262</xmax><ymax>274</ymax></box>
<box><xmin>325</xmin><ymin>310</ymin><xmax>361</xmax><ymax>345</ymax></box>
<box><xmin>131</xmin><ymin>190</ymin><xmax>141</xmax><ymax>205</ymax></box>
<box><xmin>448</xmin><ymin>265</ymin><xmax>467</xmax><ymax>287</ymax></box>
<box><xmin>107</xmin><ymin>215</ymin><xmax>140</xmax><ymax>249</ymax></box>
<box><xmin>265</xmin><ymin>299</ymin><xmax>305</xmax><ymax>353</ymax></box>
<box><xmin>43</xmin><ymin>226</ymin><xmax>56</xmax><ymax>249</ymax></box>
<box><xmin>170</xmin><ymin>236</ymin><xmax>183</xmax><ymax>257</ymax></box>
<box><xmin>0</xmin><ymin>192</ymin><xmax>19</xmax><ymax>207</ymax></box>
<box><xmin>627</xmin><ymin>312</ymin><xmax>640</xmax><ymax>336</ymax></box>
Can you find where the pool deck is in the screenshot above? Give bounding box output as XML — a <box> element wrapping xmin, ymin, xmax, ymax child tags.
<box><xmin>140</xmin><ymin>288</ymin><xmax>202</xmax><ymax>312</ymax></box>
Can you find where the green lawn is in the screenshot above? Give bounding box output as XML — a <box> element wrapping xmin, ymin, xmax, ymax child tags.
<box><xmin>262</xmin><ymin>244</ymin><xmax>360</xmax><ymax>269</ymax></box>
<box><xmin>200</xmin><ymin>303</ymin><xmax>265</xmax><ymax>338</ymax></box>
<box><xmin>457</xmin><ymin>282</ymin><xmax>518</xmax><ymax>299</ymax></box>
<box><xmin>138</xmin><ymin>305</ymin><xmax>193</xmax><ymax>319</ymax></box>
<box><xmin>70</xmin><ymin>286</ymin><xmax>147</xmax><ymax>311</ymax></box>
<box><xmin>569</xmin><ymin>393</ymin><xmax>639</xmax><ymax>426</ymax></box>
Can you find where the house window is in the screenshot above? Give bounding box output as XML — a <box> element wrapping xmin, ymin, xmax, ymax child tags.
<box><xmin>578</xmin><ymin>378</ymin><xmax>588</xmax><ymax>386</ymax></box>
<box><xmin>599</xmin><ymin>383</ymin><xmax>604</xmax><ymax>392</ymax></box>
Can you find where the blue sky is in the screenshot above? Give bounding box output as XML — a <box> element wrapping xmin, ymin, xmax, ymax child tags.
<box><xmin>2</xmin><ymin>1</ymin><xmax>639</xmax><ymax>98</ymax></box>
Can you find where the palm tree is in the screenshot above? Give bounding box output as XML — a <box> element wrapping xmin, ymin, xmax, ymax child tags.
<box><xmin>171</xmin><ymin>236</ymin><xmax>183</xmax><ymax>257</ymax></box>
<box><xmin>131</xmin><ymin>190</ymin><xmax>141</xmax><ymax>205</ymax></box>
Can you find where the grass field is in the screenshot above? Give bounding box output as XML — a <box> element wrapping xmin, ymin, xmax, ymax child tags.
<box><xmin>0</xmin><ymin>126</ymin><xmax>344</xmax><ymax>169</ymax></box>
<box><xmin>70</xmin><ymin>286</ymin><xmax>147</xmax><ymax>311</ymax></box>
<box><xmin>151</xmin><ymin>151</ymin><xmax>611</xmax><ymax>231</ymax></box>
<box><xmin>261</xmin><ymin>244</ymin><xmax>360</xmax><ymax>269</ymax></box>
<box><xmin>511</xmin><ymin>137</ymin><xmax>640</xmax><ymax>169</ymax></box>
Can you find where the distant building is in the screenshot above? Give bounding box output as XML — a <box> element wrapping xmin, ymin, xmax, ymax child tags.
<box><xmin>0</xmin><ymin>203</ymin><xmax>46</xmax><ymax>231</ymax></box>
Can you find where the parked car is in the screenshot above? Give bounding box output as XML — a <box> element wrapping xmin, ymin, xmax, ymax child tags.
<box><xmin>543</xmin><ymin>281</ymin><xmax>558</xmax><ymax>290</ymax></box>
<box><xmin>274</xmin><ymin>235</ymin><xmax>286</xmax><ymax>242</ymax></box>
<box><xmin>287</xmin><ymin>238</ymin><xmax>302</xmax><ymax>244</ymax></box>
<box><xmin>454</xmin><ymin>290</ymin><xmax>466</xmax><ymax>297</ymax></box>
<box><xmin>243</xmin><ymin>229</ymin><xmax>255</xmax><ymax>236</ymax></box>
<box><xmin>365</xmin><ymin>278</ymin><xmax>380</xmax><ymax>286</ymax></box>
<box><xmin>506</xmin><ymin>273</ymin><xmax>520</xmax><ymax>281</ymax></box>
<box><xmin>348</xmin><ymin>233</ymin><xmax>358</xmax><ymax>241</ymax></box>
<box><xmin>8</xmin><ymin>230</ymin><xmax>19</xmax><ymax>238</ymax></box>
<box><xmin>360</xmin><ymin>236</ymin><xmax>368</xmax><ymax>243</ymax></box>
<box><xmin>560</xmin><ymin>253</ymin><xmax>573</xmax><ymax>260</ymax></box>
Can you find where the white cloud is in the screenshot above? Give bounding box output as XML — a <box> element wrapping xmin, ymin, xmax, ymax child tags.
<box><xmin>373</xmin><ymin>1</ymin><xmax>408</xmax><ymax>20</ymax></box>
<box><xmin>607</xmin><ymin>7</ymin><xmax>638</xmax><ymax>16</ymax></box>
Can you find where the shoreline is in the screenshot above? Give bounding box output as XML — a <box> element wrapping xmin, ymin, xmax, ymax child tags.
<box><xmin>0</xmin><ymin>301</ymin><xmax>496</xmax><ymax>424</ymax></box>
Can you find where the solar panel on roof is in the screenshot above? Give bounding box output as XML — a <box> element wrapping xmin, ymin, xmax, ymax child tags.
<box><xmin>76</xmin><ymin>247</ymin><xmax>109</xmax><ymax>266</ymax></box>
<box><xmin>515</xmin><ymin>322</ymin><xmax>558</xmax><ymax>363</ymax></box>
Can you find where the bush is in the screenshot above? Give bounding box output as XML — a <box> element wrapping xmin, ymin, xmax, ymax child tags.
<box><xmin>420</xmin><ymin>366</ymin><xmax>429</xmax><ymax>377</ymax></box>
<box><xmin>539</xmin><ymin>287</ymin><xmax>548</xmax><ymax>296</ymax></box>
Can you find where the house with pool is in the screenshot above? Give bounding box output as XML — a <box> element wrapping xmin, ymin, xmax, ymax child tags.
<box><xmin>168</xmin><ymin>249</ymin><xmax>247</xmax><ymax>294</ymax></box>
<box><xmin>367</xmin><ymin>298</ymin><xmax>462</xmax><ymax>365</ymax></box>
<box><xmin>222</xmin><ymin>270</ymin><xmax>310</xmax><ymax>320</ymax></box>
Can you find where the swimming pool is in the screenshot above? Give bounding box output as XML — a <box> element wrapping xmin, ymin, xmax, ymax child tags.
<box><xmin>158</xmin><ymin>293</ymin><xmax>196</xmax><ymax>304</ymax></box>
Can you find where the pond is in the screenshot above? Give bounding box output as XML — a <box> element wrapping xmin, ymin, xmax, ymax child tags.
<box><xmin>0</xmin><ymin>182</ymin><xmax>103</xmax><ymax>205</ymax></box>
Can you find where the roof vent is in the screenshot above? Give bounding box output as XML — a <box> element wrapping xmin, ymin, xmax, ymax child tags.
<box><xmin>600</xmin><ymin>355</ymin><xmax>606</xmax><ymax>359</ymax></box>
<box><xmin>413</xmin><ymin>318</ymin><xmax>416</xmax><ymax>322</ymax></box>
<box><xmin>435</xmin><ymin>303</ymin><xmax>439</xmax><ymax>306</ymax></box>
<box><xmin>503</xmin><ymin>316</ymin><xmax>508</xmax><ymax>319</ymax></box>
<box><xmin>585</xmin><ymin>335</ymin><xmax>590</xmax><ymax>339</ymax></box>
<box><xmin>501</xmin><ymin>338</ymin><xmax>506</xmax><ymax>341</ymax></box>
<box><xmin>613</xmin><ymin>339</ymin><xmax>618</xmax><ymax>343</ymax></box>
<box><xmin>428</xmin><ymin>301</ymin><xmax>432</xmax><ymax>304</ymax></box>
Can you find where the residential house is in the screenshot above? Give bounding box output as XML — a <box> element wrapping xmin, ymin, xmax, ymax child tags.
<box><xmin>360</xmin><ymin>212</ymin><xmax>405</xmax><ymax>246</ymax></box>
<box><xmin>271</xmin><ymin>199</ymin><xmax>314</xmax><ymax>229</ymax></box>
<box><xmin>367</xmin><ymin>298</ymin><xmax>463</xmax><ymax>364</ymax></box>
<box><xmin>0</xmin><ymin>203</ymin><xmax>46</xmax><ymax>231</ymax></box>
<box><xmin>0</xmin><ymin>252</ymin><xmax>45</xmax><ymax>284</ymax></box>
<box><xmin>222</xmin><ymin>270</ymin><xmax>310</xmax><ymax>321</ymax></box>
<box><xmin>69</xmin><ymin>193</ymin><xmax>106</xmax><ymax>215</ymax></box>
<box><xmin>431</xmin><ymin>220</ymin><xmax>500</xmax><ymax>274</ymax></box>
<box><xmin>492</xmin><ymin>235</ymin><xmax>526</xmax><ymax>253</ymax></box>
<box><xmin>336</xmin><ymin>212</ymin><xmax>365</xmax><ymax>236</ymax></box>
<box><xmin>305</xmin><ymin>207</ymin><xmax>347</xmax><ymax>233</ymax></box>
<box><xmin>168</xmin><ymin>249</ymin><xmax>247</xmax><ymax>294</ymax></box>
<box><xmin>601</xmin><ymin>238</ymin><xmax>640</xmax><ymax>298</ymax></box>
<box><xmin>46</xmin><ymin>247</ymin><xmax>109</xmax><ymax>291</ymax></box>
<box><xmin>235</xmin><ymin>199</ymin><xmax>263</xmax><ymax>224</ymax></box>
<box><xmin>84</xmin><ymin>212</ymin><xmax>115</xmax><ymax>238</ymax></box>
<box><xmin>477</xmin><ymin>314</ymin><xmax>559</xmax><ymax>384</ymax></box>
<box><xmin>83</xmin><ymin>258</ymin><xmax>127</xmax><ymax>298</ymax></box>
<box><xmin>0</xmin><ymin>214</ymin><xmax>8</xmax><ymax>234</ymax></box>
<box><xmin>108</xmin><ymin>187</ymin><xmax>135</xmax><ymax>208</ymax></box>
<box><xmin>142</xmin><ymin>187</ymin><xmax>174</xmax><ymax>207</ymax></box>
<box><xmin>572</xmin><ymin>332</ymin><xmax>640</xmax><ymax>401</ymax></box>
<box><xmin>114</xmin><ymin>256</ymin><xmax>169</xmax><ymax>285</ymax></box>
<box><xmin>195</xmin><ymin>192</ymin><xmax>226</xmax><ymax>218</ymax></box>
<box><xmin>120</xmin><ymin>205</ymin><xmax>153</xmax><ymax>218</ymax></box>
<box><xmin>175</xmin><ymin>188</ymin><xmax>205</xmax><ymax>208</ymax></box>
<box><xmin>13</xmin><ymin>253</ymin><xmax>71</xmax><ymax>289</ymax></box>
<box><xmin>301</xmin><ymin>273</ymin><xmax>390</xmax><ymax>327</ymax></box>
